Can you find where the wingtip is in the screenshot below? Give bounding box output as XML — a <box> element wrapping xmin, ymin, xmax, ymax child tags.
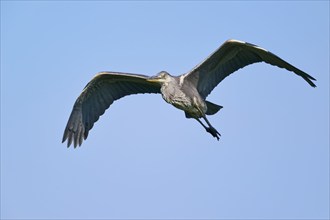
<box><xmin>305</xmin><ymin>75</ymin><xmax>317</xmax><ymax>88</ymax></box>
<box><xmin>62</xmin><ymin>132</ymin><xmax>70</xmax><ymax>147</ymax></box>
<box><xmin>62</xmin><ymin>139</ymin><xmax>72</xmax><ymax>148</ymax></box>
<box><xmin>62</xmin><ymin>124</ymin><xmax>86</xmax><ymax>148</ymax></box>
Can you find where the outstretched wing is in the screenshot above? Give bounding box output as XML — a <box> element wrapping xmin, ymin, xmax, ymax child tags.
<box><xmin>62</xmin><ymin>71</ymin><xmax>161</xmax><ymax>148</ymax></box>
<box><xmin>184</xmin><ymin>39</ymin><xmax>316</xmax><ymax>98</ymax></box>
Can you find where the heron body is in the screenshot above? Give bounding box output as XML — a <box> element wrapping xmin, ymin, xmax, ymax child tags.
<box><xmin>62</xmin><ymin>39</ymin><xmax>316</xmax><ymax>147</ymax></box>
<box><xmin>156</xmin><ymin>72</ymin><xmax>207</xmax><ymax>118</ymax></box>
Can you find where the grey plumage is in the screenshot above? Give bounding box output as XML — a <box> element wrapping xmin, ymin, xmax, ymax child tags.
<box><xmin>62</xmin><ymin>39</ymin><xmax>316</xmax><ymax>147</ymax></box>
<box><xmin>62</xmin><ymin>72</ymin><xmax>160</xmax><ymax>147</ymax></box>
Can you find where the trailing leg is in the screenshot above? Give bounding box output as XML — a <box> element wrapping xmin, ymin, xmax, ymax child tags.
<box><xmin>195</xmin><ymin>117</ymin><xmax>221</xmax><ymax>141</ymax></box>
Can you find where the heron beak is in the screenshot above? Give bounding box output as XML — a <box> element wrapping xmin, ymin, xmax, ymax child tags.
<box><xmin>147</xmin><ymin>76</ymin><xmax>164</xmax><ymax>83</ymax></box>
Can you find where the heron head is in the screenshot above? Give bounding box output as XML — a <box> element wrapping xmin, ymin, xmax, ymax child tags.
<box><xmin>147</xmin><ymin>71</ymin><xmax>171</xmax><ymax>83</ymax></box>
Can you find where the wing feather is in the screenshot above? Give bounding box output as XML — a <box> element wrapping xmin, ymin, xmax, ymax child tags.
<box><xmin>185</xmin><ymin>39</ymin><xmax>316</xmax><ymax>98</ymax></box>
<box><xmin>62</xmin><ymin>71</ymin><xmax>161</xmax><ymax>147</ymax></box>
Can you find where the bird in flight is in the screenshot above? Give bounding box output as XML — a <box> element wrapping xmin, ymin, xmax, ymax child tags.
<box><xmin>62</xmin><ymin>39</ymin><xmax>316</xmax><ymax>148</ymax></box>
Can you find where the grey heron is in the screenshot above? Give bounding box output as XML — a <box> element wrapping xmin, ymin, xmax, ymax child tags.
<box><xmin>62</xmin><ymin>39</ymin><xmax>316</xmax><ymax>148</ymax></box>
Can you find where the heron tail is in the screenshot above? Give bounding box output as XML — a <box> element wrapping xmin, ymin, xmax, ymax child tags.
<box><xmin>205</xmin><ymin>101</ymin><xmax>223</xmax><ymax>115</ymax></box>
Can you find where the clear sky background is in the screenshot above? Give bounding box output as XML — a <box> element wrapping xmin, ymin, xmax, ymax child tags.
<box><xmin>1</xmin><ymin>1</ymin><xmax>329</xmax><ymax>219</ymax></box>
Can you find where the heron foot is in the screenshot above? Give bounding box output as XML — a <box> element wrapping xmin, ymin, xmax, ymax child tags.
<box><xmin>206</xmin><ymin>126</ymin><xmax>221</xmax><ymax>140</ymax></box>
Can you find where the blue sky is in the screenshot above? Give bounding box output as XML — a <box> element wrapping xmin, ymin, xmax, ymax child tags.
<box><xmin>1</xmin><ymin>1</ymin><xmax>329</xmax><ymax>219</ymax></box>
